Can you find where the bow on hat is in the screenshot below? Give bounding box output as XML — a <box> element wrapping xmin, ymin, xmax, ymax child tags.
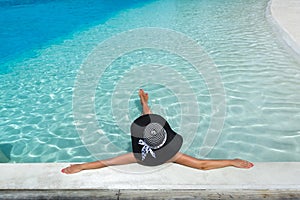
<box><xmin>138</xmin><ymin>139</ymin><xmax>156</xmax><ymax>161</ymax></box>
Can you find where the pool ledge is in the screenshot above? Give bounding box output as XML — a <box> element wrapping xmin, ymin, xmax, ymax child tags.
<box><xmin>0</xmin><ymin>162</ymin><xmax>299</xmax><ymax>190</ymax></box>
<box><xmin>270</xmin><ymin>0</ymin><xmax>300</xmax><ymax>57</ymax></box>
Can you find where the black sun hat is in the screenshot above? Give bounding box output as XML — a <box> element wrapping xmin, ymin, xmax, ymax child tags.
<box><xmin>131</xmin><ymin>114</ymin><xmax>183</xmax><ymax>166</ymax></box>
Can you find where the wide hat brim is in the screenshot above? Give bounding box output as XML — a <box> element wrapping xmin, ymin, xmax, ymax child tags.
<box><xmin>131</xmin><ymin>114</ymin><xmax>183</xmax><ymax>166</ymax></box>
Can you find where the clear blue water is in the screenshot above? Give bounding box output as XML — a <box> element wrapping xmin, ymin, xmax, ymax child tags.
<box><xmin>0</xmin><ymin>0</ymin><xmax>300</xmax><ymax>163</ymax></box>
<box><xmin>0</xmin><ymin>0</ymin><xmax>151</xmax><ymax>67</ymax></box>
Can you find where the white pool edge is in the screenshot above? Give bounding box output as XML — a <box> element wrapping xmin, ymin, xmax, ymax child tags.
<box><xmin>1</xmin><ymin>162</ymin><xmax>300</xmax><ymax>190</ymax></box>
<box><xmin>268</xmin><ymin>0</ymin><xmax>300</xmax><ymax>59</ymax></box>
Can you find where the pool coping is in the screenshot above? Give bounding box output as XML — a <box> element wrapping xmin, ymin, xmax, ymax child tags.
<box><xmin>0</xmin><ymin>162</ymin><xmax>300</xmax><ymax>190</ymax></box>
<box><xmin>0</xmin><ymin>162</ymin><xmax>300</xmax><ymax>199</ymax></box>
<box><xmin>1</xmin><ymin>0</ymin><xmax>300</xmax><ymax>197</ymax></box>
<box><xmin>268</xmin><ymin>0</ymin><xmax>300</xmax><ymax>60</ymax></box>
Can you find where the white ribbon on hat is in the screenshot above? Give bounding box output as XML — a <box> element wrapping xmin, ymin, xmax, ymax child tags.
<box><xmin>138</xmin><ymin>139</ymin><xmax>156</xmax><ymax>161</ymax></box>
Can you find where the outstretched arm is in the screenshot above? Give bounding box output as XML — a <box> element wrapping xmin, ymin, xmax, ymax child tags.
<box><xmin>171</xmin><ymin>153</ymin><xmax>254</xmax><ymax>170</ymax></box>
<box><xmin>61</xmin><ymin>153</ymin><xmax>137</xmax><ymax>174</ymax></box>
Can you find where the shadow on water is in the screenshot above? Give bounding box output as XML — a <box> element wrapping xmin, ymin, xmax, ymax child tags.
<box><xmin>0</xmin><ymin>144</ymin><xmax>13</xmax><ymax>163</ymax></box>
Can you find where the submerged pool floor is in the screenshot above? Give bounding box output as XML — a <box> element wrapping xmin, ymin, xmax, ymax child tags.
<box><xmin>0</xmin><ymin>0</ymin><xmax>300</xmax><ymax>163</ymax></box>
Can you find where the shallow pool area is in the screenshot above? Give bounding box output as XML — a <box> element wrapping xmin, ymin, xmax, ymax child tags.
<box><xmin>0</xmin><ymin>0</ymin><xmax>300</xmax><ymax>164</ymax></box>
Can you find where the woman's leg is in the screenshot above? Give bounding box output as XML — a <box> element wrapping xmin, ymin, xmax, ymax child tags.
<box><xmin>138</xmin><ymin>89</ymin><xmax>253</xmax><ymax>170</ymax></box>
<box><xmin>61</xmin><ymin>153</ymin><xmax>137</xmax><ymax>174</ymax></box>
<box><xmin>62</xmin><ymin>89</ymin><xmax>151</xmax><ymax>174</ymax></box>
<box><xmin>170</xmin><ymin>153</ymin><xmax>254</xmax><ymax>170</ymax></box>
<box><xmin>139</xmin><ymin>89</ymin><xmax>152</xmax><ymax>115</ymax></box>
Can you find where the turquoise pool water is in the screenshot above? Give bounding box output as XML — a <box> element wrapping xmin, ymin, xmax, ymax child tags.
<box><xmin>0</xmin><ymin>0</ymin><xmax>300</xmax><ymax>163</ymax></box>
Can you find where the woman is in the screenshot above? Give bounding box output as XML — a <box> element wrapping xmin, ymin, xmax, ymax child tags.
<box><xmin>61</xmin><ymin>89</ymin><xmax>253</xmax><ymax>174</ymax></box>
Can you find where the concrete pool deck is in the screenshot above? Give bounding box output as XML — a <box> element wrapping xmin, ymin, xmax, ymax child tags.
<box><xmin>1</xmin><ymin>0</ymin><xmax>300</xmax><ymax>199</ymax></box>
<box><xmin>270</xmin><ymin>0</ymin><xmax>300</xmax><ymax>56</ymax></box>
<box><xmin>1</xmin><ymin>162</ymin><xmax>300</xmax><ymax>199</ymax></box>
